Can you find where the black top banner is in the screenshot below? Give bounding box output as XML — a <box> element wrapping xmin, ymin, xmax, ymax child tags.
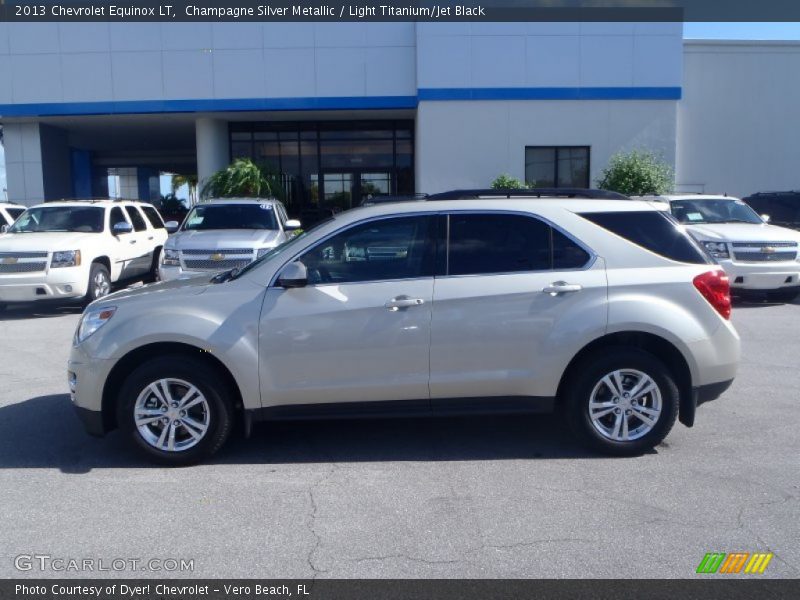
<box><xmin>3</xmin><ymin>0</ymin><xmax>800</xmax><ymax>22</ymax></box>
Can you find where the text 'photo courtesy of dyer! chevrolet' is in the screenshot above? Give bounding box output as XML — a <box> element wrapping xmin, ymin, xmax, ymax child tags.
<box><xmin>68</xmin><ymin>190</ymin><xmax>741</xmax><ymax>465</ymax></box>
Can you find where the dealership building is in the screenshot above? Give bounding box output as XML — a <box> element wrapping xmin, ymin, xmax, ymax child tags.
<box><xmin>0</xmin><ymin>21</ymin><xmax>798</xmax><ymax>212</ymax></box>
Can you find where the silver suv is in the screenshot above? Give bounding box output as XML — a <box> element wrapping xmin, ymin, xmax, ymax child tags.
<box><xmin>68</xmin><ymin>190</ymin><xmax>740</xmax><ymax>465</ymax></box>
<box><xmin>159</xmin><ymin>198</ymin><xmax>301</xmax><ymax>281</ymax></box>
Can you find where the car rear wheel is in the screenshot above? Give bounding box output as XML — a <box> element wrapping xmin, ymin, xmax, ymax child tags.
<box><xmin>564</xmin><ymin>348</ymin><xmax>679</xmax><ymax>456</ymax></box>
<box><xmin>117</xmin><ymin>355</ymin><xmax>234</xmax><ymax>465</ymax></box>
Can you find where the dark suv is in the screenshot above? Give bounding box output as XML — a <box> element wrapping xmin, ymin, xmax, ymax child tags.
<box><xmin>742</xmin><ymin>191</ymin><xmax>800</xmax><ymax>231</ymax></box>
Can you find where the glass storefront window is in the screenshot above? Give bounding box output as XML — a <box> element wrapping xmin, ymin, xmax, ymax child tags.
<box><xmin>229</xmin><ymin>121</ymin><xmax>414</xmax><ymax>215</ymax></box>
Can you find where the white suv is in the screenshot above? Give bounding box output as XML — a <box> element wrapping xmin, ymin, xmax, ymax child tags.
<box><xmin>0</xmin><ymin>200</ymin><xmax>168</xmax><ymax>308</ymax></box>
<box><xmin>159</xmin><ymin>198</ymin><xmax>300</xmax><ymax>281</ymax></box>
<box><xmin>68</xmin><ymin>190</ymin><xmax>740</xmax><ymax>465</ymax></box>
<box><xmin>641</xmin><ymin>194</ymin><xmax>800</xmax><ymax>302</ymax></box>
<box><xmin>0</xmin><ymin>203</ymin><xmax>26</xmax><ymax>229</ymax></box>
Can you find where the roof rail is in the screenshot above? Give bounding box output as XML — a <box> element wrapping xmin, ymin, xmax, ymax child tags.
<box><xmin>427</xmin><ymin>188</ymin><xmax>629</xmax><ymax>200</ymax></box>
<box><xmin>361</xmin><ymin>193</ymin><xmax>429</xmax><ymax>207</ymax></box>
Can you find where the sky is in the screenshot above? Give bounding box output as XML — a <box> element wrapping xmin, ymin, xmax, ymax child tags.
<box><xmin>4</xmin><ymin>23</ymin><xmax>800</xmax><ymax>200</ymax></box>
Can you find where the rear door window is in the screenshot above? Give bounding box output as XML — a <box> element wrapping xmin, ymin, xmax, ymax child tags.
<box><xmin>124</xmin><ymin>206</ymin><xmax>148</xmax><ymax>231</ymax></box>
<box><xmin>142</xmin><ymin>206</ymin><xmax>166</xmax><ymax>229</ymax></box>
<box><xmin>581</xmin><ymin>211</ymin><xmax>711</xmax><ymax>265</ymax></box>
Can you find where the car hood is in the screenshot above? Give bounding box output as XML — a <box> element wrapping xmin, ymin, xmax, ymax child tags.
<box><xmin>166</xmin><ymin>229</ymin><xmax>281</xmax><ymax>250</ymax></box>
<box><xmin>684</xmin><ymin>222</ymin><xmax>800</xmax><ymax>243</ymax></box>
<box><xmin>93</xmin><ymin>274</ymin><xmax>212</xmax><ymax>307</ymax></box>
<box><xmin>0</xmin><ymin>231</ymin><xmax>99</xmax><ymax>251</ymax></box>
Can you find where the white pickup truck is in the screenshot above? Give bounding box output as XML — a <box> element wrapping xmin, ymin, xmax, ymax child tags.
<box><xmin>0</xmin><ymin>200</ymin><xmax>168</xmax><ymax>309</ymax></box>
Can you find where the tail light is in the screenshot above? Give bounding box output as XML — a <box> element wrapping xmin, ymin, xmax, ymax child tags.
<box><xmin>693</xmin><ymin>270</ymin><xmax>732</xmax><ymax>319</ymax></box>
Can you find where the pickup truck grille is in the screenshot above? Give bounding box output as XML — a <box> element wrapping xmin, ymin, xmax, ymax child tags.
<box><xmin>731</xmin><ymin>241</ymin><xmax>798</xmax><ymax>263</ymax></box>
<box><xmin>180</xmin><ymin>248</ymin><xmax>254</xmax><ymax>271</ymax></box>
<box><xmin>0</xmin><ymin>262</ymin><xmax>47</xmax><ymax>273</ymax></box>
<box><xmin>0</xmin><ymin>252</ymin><xmax>48</xmax><ymax>273</ymax></box>
<box><xmin>184</xmin><ymin>258</ymin><xmax>251</xmax><ymax>270</ymax></box>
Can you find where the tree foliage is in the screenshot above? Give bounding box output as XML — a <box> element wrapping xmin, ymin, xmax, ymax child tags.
<box><xmin>200</xmin><ymin>158</ymin><xmax>285</xmax><ymax>201</ymax></box>
<box><xmin>596</xmin><ymin>150</ymin><xmax>674</xmax><ymax>196</ymax></box>
<box><xmin>491</xmin><ymin>174</ymin><xmax>533</xmax><ymax>190</ymax></box>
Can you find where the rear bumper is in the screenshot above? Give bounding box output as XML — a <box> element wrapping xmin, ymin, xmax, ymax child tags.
<box><xmin>680</xmin><ymin>378</ymin><xmax>735</xmax><ymax>428</ymax></box>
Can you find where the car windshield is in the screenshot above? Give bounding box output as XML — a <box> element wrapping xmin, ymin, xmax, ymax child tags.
<box><xmin>8</xmin><ymin>206</ymin><xmax>105</xmax><ymax>233</ymax></box>
<box><xmin>183</xmin><ymin>203</ymin><xmax>279</xmax><ymax>231</ymax></box>
<box><xmin>669</xmin><ymin>199</ymin><xmax>763</xmax><ymax>225</ymax></box>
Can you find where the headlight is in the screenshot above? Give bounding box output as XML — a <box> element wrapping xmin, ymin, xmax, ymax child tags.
<box><xmin>75</xmin><ymin>306</ymin><xmax>116</xmax><ymax>345</ymax></box>
<box><xmin>257</xmin><ymin>247</ymin><xmax>273</xmax><ymax>259</ymax></box>
<box><xmin>162</xmin><ymin>248</ymin><xmax>180</xmax><ymax>266</ymax></box>
<box><xmin>51</xmin><ymin>250</ymin><xmax>81</xmax><ymax>268</ymax></box>
<box><xmin>702</xmin><ymin>241</ymin><xmax>730</xmax><ymax>259</ymax></box>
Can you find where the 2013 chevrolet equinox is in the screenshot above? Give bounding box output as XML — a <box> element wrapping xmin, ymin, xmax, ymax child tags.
<box><xmin>68</xmin><ymin>191</ymin><xmax>740</xmax><ymax>465</ymax></box>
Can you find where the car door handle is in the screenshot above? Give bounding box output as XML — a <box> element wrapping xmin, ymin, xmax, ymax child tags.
<box><xmin>148</xmin><ymin>236</ymin><xmax>154</xmax><ymax>240</ymax></box>
<box><xmin>542</xmin><ymin>282</ymin><xmax>583</xmax><ymax>295</ymax></box>
<box><xmin>129</xmin><ymin>240</ymin><xmax>137</xmax><ymax>244</ymax></box>
<box><xmin>385</xmin><ymin>296</ymin><xmax>425</xmax><ymax>311</ymax></box>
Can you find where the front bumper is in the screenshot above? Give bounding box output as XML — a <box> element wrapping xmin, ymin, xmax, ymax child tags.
<box><xmin>717</xmin><ymin>259</ymin><xmax>800</xmax><ymax>291</ymax></box>
<box><xmin>68</xmin><ymin>343</ymin><xmax>113</xmax><ymax>436</ymax></box>
<box><xmin>159</xmin><ymin>264</ymin><xmax>220</xmax><ymax>282</ymax></box>
<box><xmin>0</xmin><ymin>268</ymin><xmax>88</xmax><ymax>302</ymax></box>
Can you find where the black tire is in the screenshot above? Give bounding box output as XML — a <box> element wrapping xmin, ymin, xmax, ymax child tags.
<box><xmin>117</xmin><ymin>355</ymin><xmax>234</xmax><ymax>466</ymax></box>
<box><xmin>766</xmin><ymin>289</ymin><xmax>799</xmax><ymax>304</ymax></box>
<box><xmin>564</xmin><ymin>348</ymin><xmax>679</xmax><ymax>456</ymax></box>
<box><xmin>85</xmin><ymin>262</ymin><xmax>111</xmax><ymax>304</ymax></box>
<box><xmin>145</xmin><ymin>248</ymin><xmax>161</xmax><ymax>283</ymax></box>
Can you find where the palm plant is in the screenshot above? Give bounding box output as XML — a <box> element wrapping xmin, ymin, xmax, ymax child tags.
<box><xmin>171</xmin><ymin>173</ymin><xmax>198</xmax><ymax>205</ymax></box>
<box><xmin>200</xmin><ymin>158</ymin><xmax>285</xmax><ymax>201</ymax></box>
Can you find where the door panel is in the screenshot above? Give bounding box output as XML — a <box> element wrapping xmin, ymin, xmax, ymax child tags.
<box><xmin>259</xmin><ymin>279</ymin><xmax>434</xmax><ymax>407</ymax></box>
<box><xmin>108</xmin><ymin>207</ymin><xmax>140</xmax><ymax>280</ymax></box>
<box><xmin>429</xmin><ymin>212</ymin><xmax>608</xmax><ymax>400</ymax></box>
<box><xmin>259</xmin><ymin>214</ymin><xmax>437</xmax><ymax>408</ymax></box>
<box><xmin>429</xmin><ymin>264</ymin><xmax>608</xmax><ymax>400</ymax></box>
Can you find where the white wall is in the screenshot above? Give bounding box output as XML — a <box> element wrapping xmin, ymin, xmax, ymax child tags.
<box><xmin>3</xmin><ymin>122</ymin><xmax>45</xmax><ymax>204</ymax></box>
<box><xmin>416</xmin><ymin>100</ymin><xmax>678</xmax><ymax>193</ymax></box>
<box><xmin>678</xmin><ymin>41</ymin><xmax>800</xmax><ymax>197</ymax></box>
<box><xmin>0</xmin><ymin>22</ymin><xmax>417</xmax><ymax>104</ymax></box>
<box><xmin>416</xmin><ymin>22</ymin><xmax>683</xmax><ymax>90</ymax></box>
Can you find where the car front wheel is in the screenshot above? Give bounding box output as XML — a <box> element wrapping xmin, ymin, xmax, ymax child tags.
<box><xmin>85</xmin><ymin>262</ymin><xmax>111</xmax><ymax>303</ymax></box>
<box><xmin>564</xmin><ymin>348</ymin><xmax>679</xmax><ymax>456</ymax></box>
<box><xmin>117</xmin><ymin>355</ymin><xmax>234</xmax><ymax>465</ymax></box>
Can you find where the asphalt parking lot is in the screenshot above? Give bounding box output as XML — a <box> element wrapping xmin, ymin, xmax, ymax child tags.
<box><xmin>0</xmin><ymin>298</ymin><xmax>798</xmax><ymax>579</ymax></box>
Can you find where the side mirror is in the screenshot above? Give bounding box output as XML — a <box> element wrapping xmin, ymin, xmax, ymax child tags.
<box><xmin>0</xmin><ymin>225</ymin><xmax>8</xmax><ymax>234</ymax></box>
<box><xmin>165</xmin><ymin>221</ymin><xmax>180</xmax><ymax>234</ymax></box>
<box><xmin>276</xmin><ymin>261</ymin><xmax>308</xmax><ymax>289</ymax></box>
<box><xmin>284</xmin><ymin>219</ymin><xmax>302</xmax><ymax>231</ymax></box>
<box><xmin>761</xmin><ymin>214</ymin><xmax>771</xmax><ymax>223</ymax></box>
<box><xmin>112</xmin><ymin>221</ymin><xmax>133</xmax><ymax>235</ymax></box>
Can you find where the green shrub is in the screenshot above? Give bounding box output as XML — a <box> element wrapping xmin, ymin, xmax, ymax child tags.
<box><xmin>200</xmin><ymin>158</ymin><xmax>285</xmax><ymax>201</ymax></box>
<box><xmin>491</xmin><ymin>174</ymin><xmax>533</xmax><ymax>190</ymax></box>
<box><xmin>596</xmin><ymin>150</ymin><xmax>674</xmax><ymax>196</ymax></box>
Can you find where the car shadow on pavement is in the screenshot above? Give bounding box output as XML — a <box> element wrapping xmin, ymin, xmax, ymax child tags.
<box><xmin>0</xmin><ymin>395</ymin><xmax>614</xmax><ymax>472</ymax></box>
<box><xmin>0</xmin><ymin>303</ymin><xmax>84</xmax><ymax>321</ymax></box>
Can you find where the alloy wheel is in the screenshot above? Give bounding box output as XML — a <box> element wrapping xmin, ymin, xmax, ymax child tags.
<box><xmin>134</xmin><ymin>378</ymin><xmax>210</xmax><ymax>452</ymax></box>
<box><xmin>588</xmin><ymin>369</ymin><xmax>662</xmax><ymax>442</ymax></box>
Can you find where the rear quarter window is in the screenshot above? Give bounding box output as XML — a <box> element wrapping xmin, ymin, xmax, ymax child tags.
<box><xmin>581</xmin><ymin>211</ymin><xmax>711</xmax><ymax>265</ymax></box>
